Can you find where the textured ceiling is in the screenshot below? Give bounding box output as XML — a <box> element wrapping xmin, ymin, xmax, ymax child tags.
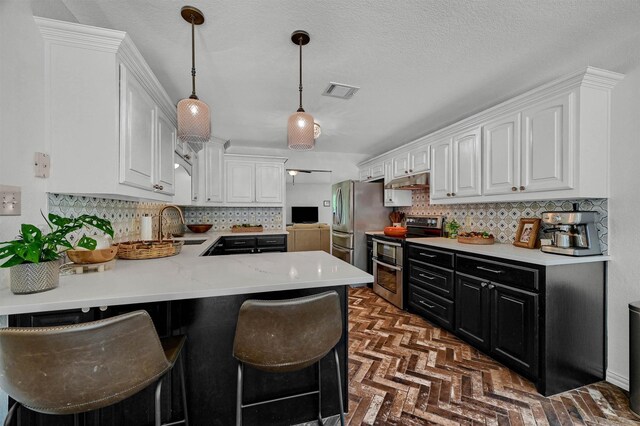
<box><xmin>32</xmin><ymin>0</ymin><xmax>640</xmax><ymax>155</ymax></box>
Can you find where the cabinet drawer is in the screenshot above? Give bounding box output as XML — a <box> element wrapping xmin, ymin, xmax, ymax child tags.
<box><xmin>456</xmin><ymin>255</ymin><xmax>539</xmax><ymax>291</ymax></box>
<box><xmin>408</xmin><ymin>244</ymin><xmax>454</xmax><ymax>269</ymax></box>
<box><xmin>408</xmin><ymin>261</ymin><xmax>454</xmax><ymax>299</ymax></box>
<box><xmin>408</xmin><ymin>285</ymin><xmax>454</xmax><ymax>330</ymax></box>
<box><xmin>224</xmin><ymin>237</ymin><xmax>256</xmax><ymax>249</ymax></box>
<box><xmin>256</xmin><ymin>235</ymin><xmax>286</xmax><ymax>247</ymax></box>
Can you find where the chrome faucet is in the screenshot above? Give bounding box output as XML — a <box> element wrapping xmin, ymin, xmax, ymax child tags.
<box><xmin>158</xmin><ymin>205</ymin><xmax>185</xmax><ymax>241</ymax></box>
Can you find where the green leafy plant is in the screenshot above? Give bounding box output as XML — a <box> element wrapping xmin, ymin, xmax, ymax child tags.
<box><xmin>0</xmin><ymin>213</ymin><xmax>114</xmax><ymax>268</ymax></box>
<box><xmin>445</xmin><ymin>219</ymin><xmax>461</xmax><ymax>238</ymax></box>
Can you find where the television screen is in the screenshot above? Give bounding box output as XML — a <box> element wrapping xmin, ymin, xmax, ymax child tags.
<box><xmin>291</xmin><ymin>206</ymin><xmax>319</xmax><ymax>224</ymax></box>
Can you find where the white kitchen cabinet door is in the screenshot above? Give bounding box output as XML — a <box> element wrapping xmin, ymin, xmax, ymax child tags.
<box><xmin>359</xmin><ymin>168</ymin><xmax>371</xmax><ymax>181</ymax></box>
<box><xmin>521</xmin><ymin>93</ymin><xmax>574</xmax><ymax>193</ymax></box>
<box><xmin>410</xmin><ymin>145</ymin><xmax>430</xmax><ymax>173</ymax></box>
<box><xmin>383</xmin><ymin>161</ymin><xmax>412</xmax><ymax>207</ymax></box>
<box><xmin>392</xmin><ymin>152</ymin><xmax>411</xmax><ymax>178</ymax></box>
<box><xmin>452</xmin><ymin>127</ymin><xmax>482</xmax><ymax>198</ymax></box>
<box><xmin>483</xmin><ymin>113</ymin><xmax>521</xmax><ymax>196</ymax></box>
<box><xmin>430</xmin><ymin>139</ymin><xmax>453</xmax><ymax>200</ymax></box>
<box><xmin>119</xmin><ymin>65</ymin><xmax>155</xmax><ymax>191</ymax></box>
<box><xmin>369</xmin><ymin>162</ymin><xmax>385</xmax><ymax>180</ymax></box>
<box><xmin>190</xmin><ymin>151</ymin><xmax>200</xmax><ymax>203</ymax></box>
<box><xmin>156</xmin><ymin>108</ymin><xmax>176</xmax><ymax>195</ymax></box>
<box><xmin>226</xmin><ymin>161</ymin><xmax>255</xmax><ymax>203</ymax></box>
<box><xmin>255</xmin><ymin>162</ymin><xmax>284</xmax><ymax>203</ymax></box>
<box><xmin>204</xmin><ymin>143</ymin><xmax>224</xmax><ymax>203</ymax></box>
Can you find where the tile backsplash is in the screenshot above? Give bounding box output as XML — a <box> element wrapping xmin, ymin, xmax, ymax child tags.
<box><xmin>183</xmin><ymin>207</ymin><xmax>283</xmax><ymax>231</ymax></box>
<box><xmin>48</xmin><ymin>194</ymin><xmax>184</xmax><ymax>243</ymax></box>
<box><xmin>397</xmin><ymin>189</ymin><xmax>608</xmax><ymax>253</ymax></box>
<box><xmin>48</xmin><ymin>195</ymin><xmax>285</xmax><ymax>242</ymax></box>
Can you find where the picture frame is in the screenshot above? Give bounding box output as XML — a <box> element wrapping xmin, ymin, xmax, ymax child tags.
<box><xmin>513</xmin><ymin>218</ymin><xmax>541</xmax><ymax>249</ymax></box>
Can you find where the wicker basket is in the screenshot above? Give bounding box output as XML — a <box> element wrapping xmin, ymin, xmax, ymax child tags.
<box><xmin>231</xmin><ymin>226</ymin><xmax>263</xmax><ymax>233</ymax></box>
<box><xmin>117</xmin><ymin>240</ymin><xmax>184</xmax><ymax>260</ymax></box>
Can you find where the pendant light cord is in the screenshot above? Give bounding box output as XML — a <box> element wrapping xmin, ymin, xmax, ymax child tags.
<box><xmin>298</xmin><ymin>36</ymin><xmax>304</xmax><ymax>112</ymax></box>
<box><xmin>190</xmin><ymin>14</ymin><xmax>198</xmax><ymax>99</ymax></box>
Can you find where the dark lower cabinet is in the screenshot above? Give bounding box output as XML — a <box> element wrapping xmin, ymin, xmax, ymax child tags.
<box><xmin>455</xmin><ymin>274</ymin><xmax>490</xmax><ymax>350</ymax></box>
<box><xmin>205</xmin><ymin>234</ymin><xmax>287</xmax><ymax>256</ymax></box>
<box><xmin>406</xmin><ymin>242</ymin><xmax>605</xmax><ymax>396</ymax></box>
<box><xmin>455</xmin><ymin>273</ymin><xmax>538</xmax><ymax>377</ymax></box>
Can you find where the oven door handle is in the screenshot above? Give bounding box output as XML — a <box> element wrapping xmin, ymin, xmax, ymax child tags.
<box><xmin>332</xmin><ymin>245</ymin><xmax>351</xmax><ymax>254</ymax></box>
<box><xmin>373</xmin><ymin>258</ymin><xmax>402</xmax><ymax>271</ymax></box>
<box><xmin>372</xmin><ymin>238</ymin><xmax>402</xmax><ymax>247</ymax></box>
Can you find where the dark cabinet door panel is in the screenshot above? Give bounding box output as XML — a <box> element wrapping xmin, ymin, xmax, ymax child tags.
<box><xmin>490</xmin><ymin>284</ymin><xmax>539</xmax><ymax>377</ymax></box>
<box><xmin>455</xmin><ymin>274</ymin><xmax>490</xmax><ymax>350</ymax></box>
<box><xmin>456</xmin><ymin>255</ymin><xmax>539</xmax><ymax>291</ymax></box>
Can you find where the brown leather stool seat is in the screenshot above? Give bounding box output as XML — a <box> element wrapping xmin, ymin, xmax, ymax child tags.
<box><xmin>0</xmin><ymin>310</ymin><xmax>188</xmax><ymax>426</ymax></box>
<box><xmin>233</xmin><ymin>291</ymin><xmax>345</xmax><ymax>425</ymax></box>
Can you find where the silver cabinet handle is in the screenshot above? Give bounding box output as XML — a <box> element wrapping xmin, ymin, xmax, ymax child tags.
<box><xmin>373</xmin><ymin>258</ymin><xmax>402</xmax><ymax>271</ymax></box>
<box><xmin>418</xmin><ymin>300</ymin><xmax>435</xmax><ymax>309</ymax></box>
<box><xmin>234</xmin><ymin>241</ymin><xmax>246</xmax><ymax>245</ymax></box>
<box><xmin>446</xmin><ymin>193</ymin><xmax>451</xmax><ymax>197</ymax></box>
<box><xmin>265</xmin><ymin>240</ymin><xmax>277</xmax><ymax>244</ymax></box>
<box><xmin>477</xmin><ymin>266</ymin><xmax>504</xmax><ymax>274</ymax></box>
<box><xmin>99</xmin><ymin>306</ymin><xmax>108</xmax><ymax>311</ymax></box>
<box><xmin>481</xmin><ymin>282</ymin><xmax>488</xmax><ymax>288</ymax></box>
<box><xmin>419</xmin><ymin>253</ymin><xmax>436</xmax><ymax>258</ymax></box>
<box><xmin>519</xmin><ymin>186</ymin><xmax>525</xmax><ymax>191</ymax></box>
<box><xmin>373</xmin><ymin>238</ymin><xmax>401</xmax><ymax>247</ymax></box>
<box><xmin>81</xmin><ymin>307</ymin><xmax>90</xmax><ymax>313</ymax></box>
<box><xmin>418</xmin><ymin>273</ymin><xmax>435</xmax><ymax>280</ymax></box>
<box><xmin>488</xmin><ymin>284</ymin><xmax>496</xmax><ymax>289</ymax></box>
<box><xmin>511</xmin><ymin>187</ymin><xmax>517</xmax><ymax>191</ymax></box>
<box><xmin>451</xmin><ymin>192</ymin><xmax>455</xmax><ymax>196</ymax></box>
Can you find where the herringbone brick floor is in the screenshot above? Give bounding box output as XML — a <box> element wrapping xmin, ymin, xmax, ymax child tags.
<box><xmin>346</xmin><ymin>287</ymin><xmax>639</xmax><ymax>425</ymax></box>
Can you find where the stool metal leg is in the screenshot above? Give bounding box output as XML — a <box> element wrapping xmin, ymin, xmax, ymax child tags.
<box><xmin>155</xmin><ymin>378</ymin><xmax>163</xmax><ymax>426</ymax></box>
<box><xmin>333</xmin><ymin>348</ymin><xmax>345</xmax><ymax>426</ymax></box>
<box><xmin>236</xmin><ymin>362</ymin><xmax>244</xmax><ymax>426</ymax></box>
<box><xmin>73</xmin><ymin>413</ymin><xmax>80</xmax><ymax>426</ymax></box>
<box><xmin>3</xmin><ymin>402</ymin><xmax>19</xmax><ymax>426</ymax></box>
<box><xmin>178</xmin><ymin>353</ymin><xmax>189</xmax><ymax>426</ymax></box>
<box><xmin>317</xmin><ymin>361</ymin><xmax>323</xmax><ymax>425</ymax></box>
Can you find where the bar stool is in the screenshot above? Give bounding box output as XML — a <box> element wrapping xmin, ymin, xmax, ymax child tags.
<box><xmin>0</xmin><ymin>310</ymin><xmax>188</xmax><ymax>426</ymax></box>
<box><xmin>233</xmin><ymin>291</ymin><xmax>345</xmax><ymax>426</ymax></box>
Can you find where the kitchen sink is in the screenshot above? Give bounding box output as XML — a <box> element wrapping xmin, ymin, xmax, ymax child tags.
<box><xmin>182</xmin><ymin>239</ymin><xmax>207</xmax><ymax>245</ymax></box>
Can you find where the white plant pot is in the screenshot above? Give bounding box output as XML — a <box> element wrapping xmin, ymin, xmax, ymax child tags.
<box><xmin>10</xmin><ymin>260</ymin><xmax>60</xmax><ymax>294</ymax></box>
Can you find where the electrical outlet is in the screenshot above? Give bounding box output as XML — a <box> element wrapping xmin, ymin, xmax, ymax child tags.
<box><xmin>0</xmin><ymin>185</ymin><xmax>21</xmax><ymax>216</ymax></box>
<box><xmin>34</xmin><ymin>152</ymin><xmax>50</xmax><ymax>178</ymax></box>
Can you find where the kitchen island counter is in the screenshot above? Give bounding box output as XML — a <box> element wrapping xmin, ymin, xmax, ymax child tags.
<box><xmin>0</xmin><ymin>248</ymin><xmax>372</xmax><ymax>315</ymax></box>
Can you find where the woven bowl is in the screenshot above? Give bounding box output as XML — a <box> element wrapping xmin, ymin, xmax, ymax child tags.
<box><xmin>187</xmin><ymin>224</ymin><xmax>213</xmax><ymax>233</ymax></box>
<box><xmin>67</xmin><ymin>246</ymin><xmax>118</xmax><ymax>264</ymax></box>
<box><xmin>384</xmin><ymin>226</ymin><xmax>407</xmax><ymax>237</ymax></box>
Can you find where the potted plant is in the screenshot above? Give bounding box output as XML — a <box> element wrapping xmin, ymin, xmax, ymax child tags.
<box><xmin>0</xmin><ymin>213</ymin><xmax>113</xmax><ymax>294</ymax></box>
<box><xmin>445</xmin><ymin>218</ymin><xmax>461</xmax><ymax>238</ymax></box>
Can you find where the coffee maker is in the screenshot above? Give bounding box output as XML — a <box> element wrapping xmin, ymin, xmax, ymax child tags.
<box><xmin>540</xmin><ymin>203</ymin><xmax>601</xmax><ymax>256</ymax></box>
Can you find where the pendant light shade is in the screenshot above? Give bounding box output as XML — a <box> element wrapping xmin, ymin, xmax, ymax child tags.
<box><xmin>178</xmin><ymin>6</ymin><xmax>210</xmax><ymax>152</ymax></box>
<box><xmin>287</xmin><ymin>30</ymin><xmax>315</xmax><ymax>151</ymax></box>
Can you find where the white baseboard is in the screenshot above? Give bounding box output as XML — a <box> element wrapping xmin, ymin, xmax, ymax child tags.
<box><xmin>607</xmin><ymin>369</ymin><xmax>629</xmax><ymax>391</ymax></box>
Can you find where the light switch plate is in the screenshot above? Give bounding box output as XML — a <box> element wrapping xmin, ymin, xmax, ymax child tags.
<box><xmin>0</xmin><ymin>185</ymin><xmax>21</xmax><ymax>216</ymax></box>
<box><xmin>34</xmin><ymin>152</ymin><xmax>50</xmax><ymax>178</ymax></box>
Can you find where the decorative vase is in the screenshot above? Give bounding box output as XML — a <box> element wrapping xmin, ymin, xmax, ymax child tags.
<box><xmin>9</xmin><ymin>260</ymin><xmax>60</xmax><ymax>294</ymax></box>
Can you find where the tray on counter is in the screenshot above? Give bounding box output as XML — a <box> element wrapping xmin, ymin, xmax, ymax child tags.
<box><xmin>117</xmin><ymin>240</ymin><xmax>184</xmax><ymax>260</ymax></box>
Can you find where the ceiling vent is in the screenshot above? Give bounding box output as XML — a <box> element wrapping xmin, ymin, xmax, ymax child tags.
<box><xmin>322</xmin><ymin>82</ymin><xmax>360</xmax><ymax>99</ymax></box>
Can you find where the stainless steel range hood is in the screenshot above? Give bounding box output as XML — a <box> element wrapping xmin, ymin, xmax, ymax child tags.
<box><xmin>384</xmin><ymin>172</ymin><xmax>429</xmax><ymax>190</ymax></box>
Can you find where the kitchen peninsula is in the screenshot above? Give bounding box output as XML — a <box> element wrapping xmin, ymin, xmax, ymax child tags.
<box><xmin>0</xmin><ymin>242</ymin><xmax>371</xmax><ymax>425</ymax></box>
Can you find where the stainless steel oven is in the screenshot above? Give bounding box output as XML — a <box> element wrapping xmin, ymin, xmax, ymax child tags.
<box><xmin>372</xmin><ymin>238</ymin><xmax>403</xmax><ymax>309</ymax></box>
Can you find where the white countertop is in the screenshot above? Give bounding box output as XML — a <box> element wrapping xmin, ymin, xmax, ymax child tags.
<box><xmin>365</xmin><ymin>231</ymin><xmax>385</xmax><ymax>236</ymax></box>
<box><xmin>407</xmin><ymin>237</ymin><xmax>610</xmax><ymax>266</ymax></box>
<box><xmin>0</xmin><ymin>231</ymin><xmax>372</xmax><ymax>316</ymax></box>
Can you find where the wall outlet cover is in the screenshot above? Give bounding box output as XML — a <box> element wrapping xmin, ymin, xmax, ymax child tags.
<box><xmin>0</xmin><ymin>185</ymin><xmax>21</xmax><ymax>216</ymax></box>
<box><xmin>323</xmin><ymin>200</ymin><xmax>330</xmax><ymax>207</ymax></box>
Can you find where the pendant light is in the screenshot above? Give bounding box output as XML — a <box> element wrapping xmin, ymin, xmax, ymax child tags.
<box><xmin>177</xmin><ymin>6</ymin><xmax>210</xmax><ymax>152</ymax></box>
<box><xmin>287</xmin><ymin>30</ymin><xmax>315</xmax><ymax>151</ymax></box>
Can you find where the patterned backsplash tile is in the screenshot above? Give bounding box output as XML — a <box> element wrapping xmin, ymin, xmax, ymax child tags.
<box><xmin>48</xmin><ymin>195</ymin><xmax>284</xmax><ymax>242</ymax></box>
<box><xmin>397</xmin><ymin>189</ymin><xmax>608</xmax><ymax>253</ymax></box>
<box><xmin>48</xmin><ymin>194</ymin><xmax>185</xmax><ymax>243</ymax></box>
<box><xmin>183</xmin><ymin>207</ymin><xmax>283</xmax><ymax>231</ymax></box>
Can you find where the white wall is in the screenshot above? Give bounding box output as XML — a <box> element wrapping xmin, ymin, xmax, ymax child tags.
<box><xmin>286</xmin><ymin>183</ymin><xmax>332</xmax><ymax>224</ymax></box>
<box><xmin>606</xmin><ymin>66</ymin><xmax>640</xmax><ymax>389</ymax></box>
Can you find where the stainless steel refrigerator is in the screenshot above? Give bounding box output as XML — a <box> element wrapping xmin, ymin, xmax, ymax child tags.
<box><xmin>332</xmin><ymin>181</ymin><xmax>391</xmax><ymax>271</ymax></box>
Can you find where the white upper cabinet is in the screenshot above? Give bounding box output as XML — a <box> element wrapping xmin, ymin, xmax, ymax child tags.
<box><xmin>224</xmin><ymin>155</ymin><xmax>286</xmax><ymax>206</ymax></box>
<box><xmin>358</xmin><ymin>161</ymin><xmax>385</xmax><ymax>182</ymax></box>
<box><xmin>409</xmin><ymin>144</ymin><xmax>430</xmax><ymax>173</ymax></box>
<box><xmin>431</xmin><ymin>128</ymin><xmax>481</xmax><ymax>201</ymax></box>
<box><xmin>452</xmin><ymin>127</ymin><xmax>482</xmax><ymax>198</ymax></box>
<box><xmin>37</xmin><ymin>18</ymin><xmax>177</xmax><ymax>201</ymax></box>
<box><xmin>521</xmin><ymin>93</ymin><xmax>573</xmax><ymax>193</ymax></box>
<box><xmin>482</xmin><ymin>113</ymin><xmax>521</xmax><ymax>196</ymax></box>
<box><xmin>430</xmin><ymin>139</ymin><xmax>453</xmax><ymax>199</ymax></box>
<box><xmin>392</xmin><ymin>152</ymin><xmax>411</xmax><ymax>178</ymax></box>
<box><xmin>383</xmin><ymin>161</ymin><xmax>412</xmax><ymax>207</ymax></box>
<box><xmin>255</xmin><ymin>163</ymin><xmax>284</xmax><ymax>203</ymax></box>
<box><xmin>203</xmin><ymin>143</ymin><xmax>224</xmax><ymax>204</ymax></box>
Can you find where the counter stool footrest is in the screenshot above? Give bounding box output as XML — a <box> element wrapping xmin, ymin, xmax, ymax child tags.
<box><xmin>241</xmin><ymin>388</ymin><xmax>320</xmax><ymax>409</ymax></box>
